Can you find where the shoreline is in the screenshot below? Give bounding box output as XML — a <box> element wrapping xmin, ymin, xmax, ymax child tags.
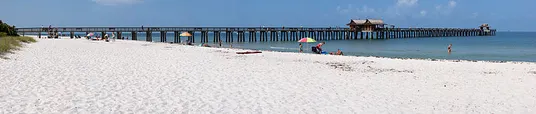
<box><xmin>20</xmin><ymin>35</ymin><xmax>536</xmax><ymax>64</ymax></box>
<box><xmin>193</xmin><ymin>43</ymin><xmax>536</xmax><ymax>65</ymax></box>
<box><xmin>22</xmin><ymin>34</ymin><xmax>536</xmax><ymax>64</ymax></box>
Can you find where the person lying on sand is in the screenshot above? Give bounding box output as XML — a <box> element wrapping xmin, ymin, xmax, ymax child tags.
<box><xmin>186</xmin><ymin>40</ymin><xmax>193</xmax><ymax>45</ymax></box>
<box><xmin>329</xmin><ymin>49</ymin><xmax>344</xmax><ymax>55</ymax></box>
<box><xmin>202</xmin><ymin>43</ymin><xmax>211</xmax><ymax>47</ymax></box>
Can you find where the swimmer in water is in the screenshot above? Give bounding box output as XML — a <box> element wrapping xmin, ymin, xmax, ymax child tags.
<box><xmin>448</xmin><ymin>44</ymin><xmax>452</xmax><ymax>53</ymax></box>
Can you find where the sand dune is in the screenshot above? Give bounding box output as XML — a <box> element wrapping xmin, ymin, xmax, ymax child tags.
<box><xmin>1</xmin><ymin>37</ymin><xmax>535</xmax><ymax>113</ymax></box>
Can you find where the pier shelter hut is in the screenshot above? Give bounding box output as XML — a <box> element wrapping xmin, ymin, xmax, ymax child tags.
<box><xmin>479</xmin><ymin>23</ymin><xmax>492</xmax><ymax>35</ymax></box>
<box><xmin>346</xmin><ymin>19</ymin><xmax>386</xmax><ymax>32</ymax></box>
<box><xmin>480</xmin><ymin>23</ymin><xmax>490</xmax><ymax>30</ymax></box>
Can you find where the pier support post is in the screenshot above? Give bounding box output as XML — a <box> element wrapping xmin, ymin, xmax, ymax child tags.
<box><xmin>269</xmin><ymin>31</ymin><xmax>273</xmax><ymax>41</ymax></box>
<box><xmin>200</xmin><ymin>31</ymin><xmax>205</xmax><ymax>43</ymax></box>
<box><xmin>291</xmin><ymin>31</ymin><xmax>295</xmax><ymax>41</ymax></box>
<box><xmin>352</xmin><ymin>31</ymin><xmax>357</xmax><ymax>39</ymax></box>
<box><xmin>146</xmin><ymin>31</ymin><xmax>152</xmax><ymax>42</ymax></box>
<box><xmin>217</xmin><ymin>31</ymin><xmax>222</xmax><ymax>42</ymax></box>
<box><xmin>132</xmin><ymin>32</ymin><xmax>137</xmax><ymax>40</ymax></box>
<box><xmin>226</xmin><ymin>31</ymin><xmax>230</xmax><ymax>42</ymax></box>
<box><xmin>160</xmin><ymin>31</ymin><xmax>166</xmax><ymax>42</ymax></box>
<box><xmin>241</xmin><ymin>31</ymin><xmax>244</xmax><ymax>42</ymax></box>
<box><xmin>117</xmin><ymin>32</ymin><xmax>122</xmax><ymax>40</ymax></box>
<box><xmin>188</xmin><ymin>31</ymin><xmax>194</xmax><ymax>43</ymax></box>
<box><xmin>173</xmin><ymin>31</ymin><xmax>179</xmax><ymax>43</ymax></box>
<box><xmin>254</xmin><ymin>31</ymin><xmax>258</xmax><ymax>42</ymax></box>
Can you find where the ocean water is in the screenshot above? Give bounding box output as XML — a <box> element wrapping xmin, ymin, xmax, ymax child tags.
<box><xmin>30</xmin><ymin>32</ymin><xmax>536</xmax><ymax>62</ymax></box>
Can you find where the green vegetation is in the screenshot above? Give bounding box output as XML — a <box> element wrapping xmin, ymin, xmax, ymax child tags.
<box><xmin>0</xmin><ymin>20</ymin><xmax>35</xmax><ymax>59</ymax></box>
<box><xmin>0</xmin><ymin>36</ymin><xmax>36</xmax><ymax>58</ymax></box>
<box><xmin>0</xmin><ymin>20</ymin><xmax>19</xmax><ymax>37</ymax></box>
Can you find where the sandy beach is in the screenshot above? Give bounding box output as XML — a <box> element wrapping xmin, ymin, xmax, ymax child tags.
<box><xmin>1</xmin><ymin>36</ymin><xmax>536</xmax><ymax>113</ymax></box>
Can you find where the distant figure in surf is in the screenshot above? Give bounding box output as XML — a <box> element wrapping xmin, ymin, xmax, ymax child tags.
<box><xmin>448</xmin><ymin>44</ymin><xmax>452</xmax><ymax>53</ymax></box>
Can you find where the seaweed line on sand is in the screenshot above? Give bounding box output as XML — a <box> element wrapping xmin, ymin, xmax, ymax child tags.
<box><xmin>366</xmin><ymin>66</ymin><xmax>414</xmax><ymax>74</ymax></box>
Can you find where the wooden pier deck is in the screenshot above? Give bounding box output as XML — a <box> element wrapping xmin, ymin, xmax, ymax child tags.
<box><xmin>16</xmin><ymin>27</ymin><xmax>496</xmax><ymax>43</ymax></box>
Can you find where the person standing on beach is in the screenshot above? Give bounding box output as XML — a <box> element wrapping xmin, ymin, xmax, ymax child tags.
<box><xmin>448</xmin><ymin>44</ymin><xmax>452</xmax><ymax>53</ymax></box>
<box><xmin>111</xmin><ymin>33</ymin><xmax>116</xmax><ymax>42</ymax></box>
<box><xmin>219</xmin><ymin>40</ymin><xmax>222</xmax><ymax>47</ymax></box>
<box><xmin>299</xmin><ymin>43</ymin><xmax>303</xmax><ymax>53</ymax></box>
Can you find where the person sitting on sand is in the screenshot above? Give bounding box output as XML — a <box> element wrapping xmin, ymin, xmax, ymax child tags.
<box><xmin>335</xmin><ymin>49</ymin><xmax>343</xmax><ymax>55</ymax></box>
<box><xmin>316</xmin><ymin>42</ymin><xmax>325</xmax><ymax>52</ymax></box>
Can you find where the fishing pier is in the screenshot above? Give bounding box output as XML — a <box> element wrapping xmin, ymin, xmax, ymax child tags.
<box><xmin>16</xmin><ymin>19</ymin><xmax>496</xmax><ymax>43</ymax></box>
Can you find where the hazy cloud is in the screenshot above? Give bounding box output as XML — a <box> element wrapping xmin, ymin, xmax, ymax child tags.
<box><xmin>471</xmin><ymin>12</ymin><xmax>479</xmax><ymax>18</ymax></box>
<box><xmin>357</xmin><ymin>5</ymin><xmax>376</xmax><ymax>13</ymax></box>
<box><xmin>435</xmin><ymin>5</ymin><xmax>442</xmax><ymax>10</ymax></box>
<box><xmin>397</xmin><ymin>0</ymin><xmax>419</xmax><ymax>7</ymax></box>
<box><xmin>420</xmin><ymin>10</ymin><xmax>427</xmax><ymax>16</ymax></box>
<box><xmin>448</xmin><ymin>1</ymin><xmax>457</xmax><ymax>8</ymax></box>
<box><xmin>336</xmin><ymin>4</ymin><xmax>353</xmax><ymax>14</ymax></box>
<box><xmin>92</xmin><ymin>0</ymin><xmax>141</xmax><ymax>5</ymax></box>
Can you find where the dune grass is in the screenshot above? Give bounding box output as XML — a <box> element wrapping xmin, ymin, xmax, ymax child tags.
<box><xmin>0</xmin><ymin>36</ymin><xmax>36</xmax><ymax>59</ymax></box>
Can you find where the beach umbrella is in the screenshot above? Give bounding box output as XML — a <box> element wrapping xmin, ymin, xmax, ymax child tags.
<box><xmin>86</xmin><ymin>33</ymin><xmax>94</xmax><ymax>37</ymax></box>
<box><xmin>180</xmin><ymin>32</ymin><xmax>192</xmax><ymax>37</ymax></box>
<box><xmin>179</xmin><ymin>32</ymin><xmax>192</xmax><ymax>43</ymax></box>
<box><xmin>298</xmin><ymin>37</ymin><xmax>316</xmax><ymax>43</ymax></box>
<box><xmin>297</xmin><ymin>37</ymin><xmax>317</xmax><ymax>53</ymax></box>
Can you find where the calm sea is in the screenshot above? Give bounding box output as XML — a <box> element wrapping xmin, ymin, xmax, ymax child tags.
<box><xmin>36</xmin><ymin>32</ymin><xmax>536</xmax><ymax>62</ymax></box>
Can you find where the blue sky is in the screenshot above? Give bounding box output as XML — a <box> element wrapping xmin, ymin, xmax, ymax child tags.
<box><xmin>1</xmin><ymin>0</ymin><xmax>535</xmax><ymax>31</ymax></box>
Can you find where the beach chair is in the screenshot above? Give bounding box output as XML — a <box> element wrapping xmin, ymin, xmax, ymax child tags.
<box><xmin>311</xmin><ymin>47</ymin><xmax>320</xmax><ymax>54</ymax></box>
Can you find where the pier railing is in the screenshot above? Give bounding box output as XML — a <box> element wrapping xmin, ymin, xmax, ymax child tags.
<box><xmin>16</xmin><ymin>27</ymin><xmax>496</xmax><ymax>43</ymax></box>
<box><xmin>16</xmin><ymin>27</ymin><xmax>358</xmax><ymax>32</ymax></box>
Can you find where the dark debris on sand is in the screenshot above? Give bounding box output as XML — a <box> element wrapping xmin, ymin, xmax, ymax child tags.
<box><xmin>529</xmin><ymin>71</ymin><xmax>536</xmax><ymax>74</ymax></box>
<box><xmin>366</xmin><ymin>66</ymin><xmax>414</xmax><ymax>74</ymax></box>
<box><xmin>320</xmin><ymin>62</ymin><xmax>354</xmax><ymax>71</ymax></box>
<box><xmin>483</xmin><ymin>71</ymin><xmax>499</xmax><ymax>75</ymax></box>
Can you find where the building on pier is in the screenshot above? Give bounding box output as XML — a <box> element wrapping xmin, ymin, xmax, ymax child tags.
<box><xmin>479</xmin><ymin>23</ymin><xmax>493</xmax><ymax>35</ymax></box>
<box><xmin>480</xmin><ymin>23</ymin><xmax>490</xmax><ymax>30</ymax></box>
<box><xmin>346</xmin><ymin>19</ymin><xmax>386</xmax><ymax>32</ymax></box>
<box><xmin>480</xmin><ymin>23</ymin><xmax>492</xmax><ymax>32</ymax></box>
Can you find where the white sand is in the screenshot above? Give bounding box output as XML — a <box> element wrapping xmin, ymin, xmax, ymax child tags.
<box><xmin>1</xmin><ymin>36</ymin><xmax>536</xmax><ymax>113</ymax></box>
